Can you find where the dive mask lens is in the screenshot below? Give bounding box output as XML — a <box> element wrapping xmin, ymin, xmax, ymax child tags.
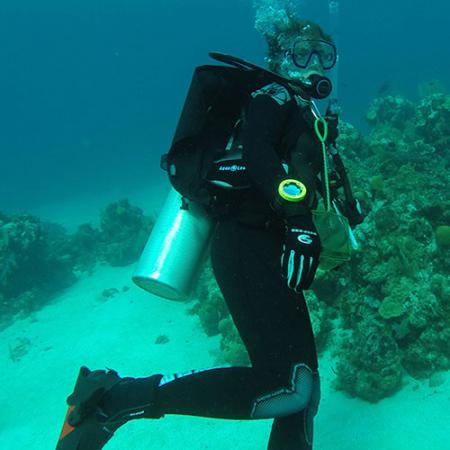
<box><xmin>292</xmin><ymin>39</ymin><xmax>336</xmax><ymax>70</ymax></box>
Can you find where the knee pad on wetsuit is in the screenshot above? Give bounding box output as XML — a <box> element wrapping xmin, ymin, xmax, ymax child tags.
<box><xmin>250</xmin><ymin>364</ymin><xmax>317</xmax><ymax>419</ymax></box>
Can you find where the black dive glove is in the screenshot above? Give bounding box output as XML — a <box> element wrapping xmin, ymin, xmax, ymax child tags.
<box><xmin>343</xmin><ymin>199</ymin><xmax>365</xmax><ymax>227</ymax></box>
<box><xmin>281</xmin><ymin>216</ymin><xmax>321</xmax><ymax>292</ymax></box>
<box><xmin>335</xmin><ymin>198</ymin><xmax>365</xmax><ymax>227</ymax></box>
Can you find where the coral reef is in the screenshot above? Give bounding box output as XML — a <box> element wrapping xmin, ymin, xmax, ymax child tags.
<box><xmin>332</xmin><ymin>91</ymin><xmax>450</xmax><ymax>399</ymax></box>
<box><xmin>99</xmin><ymin>199</ymin><xmax>154</xmax><ymax>266</ymax></box>
<box><xmin>67</xmin><ymin>223</ymin><xmax>101</xmax><ymax>273</ymax></box>
<box><xmin>218</xmin><ymin>317</ymin><xmax>250</xmax><ymax>366</ymax></box>
<box><xmin>0</xmin><ymin>199</ymin><xmax>154</xmax><ymax>327</ymax></box>
<box><xmin>334</xmin><ymin>320</ymin><xmax>403</xmax><ymax>402</ymax></box>
<box><xmin>365</xmin><ymin>95</ymin><xmax>415</xmax><ymax>130</ymax></box>
<box><xmin>0</xmin><ymin>214</ymin><xmax>77</xmax><ymax>324</ymax></box>
<box><xmin>304</xmin><ymin>287</ymin><xmax>333</xmax><ymax>352</ymax></box>
<box><xmin>189</xmin><ymin>262</ymin><xmax>250</xmax><ymax>366</ymax></box>
<box><xmin>414</xmin><ymin>93</ymin><xmax>450</xmax><ymax>155</ymax></box>
<box><xmin>189</xmin><ymin>264</ymin><xmax>230</xmax><ymax>337</ymax></box>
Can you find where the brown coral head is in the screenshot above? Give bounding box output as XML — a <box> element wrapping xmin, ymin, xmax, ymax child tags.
<box><xmin>378</xmin><ymin>297</ymin><xmax>405</xmax><ymax>320</ymax></box>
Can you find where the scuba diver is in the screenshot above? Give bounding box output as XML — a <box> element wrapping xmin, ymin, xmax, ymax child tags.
<box><xmin>56</xmin><ymin>19</ymin><xmax>363</xmax><ymax>450</ymax></box>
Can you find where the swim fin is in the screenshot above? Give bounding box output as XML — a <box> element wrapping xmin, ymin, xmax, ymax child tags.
<box><xmin>56</xmin><ymin>366</ymin><xmax>164</xmax><ymax>450</ymax></box>
<box><xmin>56</xmin><ymin>366</ymin><xmax>124</xmax><ymax>450</ymax></box>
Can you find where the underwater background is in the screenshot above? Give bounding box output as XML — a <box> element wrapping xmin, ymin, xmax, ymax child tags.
<box><xmin>0</xmin><ymin>1</ymin><xmax>449</xmax><ymax>449</ymax></box>
<box><xmin>1</xmin><ymin>0</ymin><xmax>449</xmax><ymax>215</ymax></box>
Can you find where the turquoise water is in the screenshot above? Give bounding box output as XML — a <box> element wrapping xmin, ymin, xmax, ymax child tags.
<box><xmin>0</xmin><ymin>1</ymin><xmax>449</xmax><ymax>449</ymax></box>
<box><xmin>1</xmin><ymin>0</ymin><xmax>449</xmax><ymax>212</ymax></box>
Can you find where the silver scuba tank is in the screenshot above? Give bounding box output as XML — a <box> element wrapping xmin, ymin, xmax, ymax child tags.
<box><xmin>132</xmin><ymin>187</ymin><xmax>215</xmax><ymax>301</ymax></box>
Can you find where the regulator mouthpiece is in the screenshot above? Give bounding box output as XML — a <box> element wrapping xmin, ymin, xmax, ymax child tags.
<box><xmin>303</xmin><ymin>75</ymin><xmax>333</xmax><ymax>99</ymax></box>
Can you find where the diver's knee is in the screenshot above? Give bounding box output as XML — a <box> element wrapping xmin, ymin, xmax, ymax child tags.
<box><xmin>251</xmin><ymin>364</ymin><xmax>317</xmax><ymax>418</ymax></box>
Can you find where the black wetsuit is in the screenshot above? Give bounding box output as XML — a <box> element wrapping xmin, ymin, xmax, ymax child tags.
<box><xmin>94</xmin><ymin>83</ymin><xmax>324</xmax><ymax>450</ymax></box>
<box><xmin>152</xmin><ymin>84</ymin><xmax>324</xmax><ymax>449</ymax></box>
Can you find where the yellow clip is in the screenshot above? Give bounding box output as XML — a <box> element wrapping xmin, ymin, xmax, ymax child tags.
<box><xmin>278</xmin><ymin>179</ymin><xmax>308</xmax><ymax>202</ymax></box>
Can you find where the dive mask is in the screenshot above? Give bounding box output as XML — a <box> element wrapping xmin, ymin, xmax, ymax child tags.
<box><xmin>285</xmin><ymin>38</ymin><xmax>337</xmax><ymax>70</ymax></box>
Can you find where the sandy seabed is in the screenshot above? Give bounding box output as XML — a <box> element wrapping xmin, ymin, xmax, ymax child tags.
<box><xmin>1</xmin><ymin>263</ymin><xmax>449</xmax><ymax>450</ymax></box>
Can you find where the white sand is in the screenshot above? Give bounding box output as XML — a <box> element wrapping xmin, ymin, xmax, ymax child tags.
<box><xmin>1</xmin><ymin>263</ymin><xmax>449</xmax><ymax>450</ymax></box>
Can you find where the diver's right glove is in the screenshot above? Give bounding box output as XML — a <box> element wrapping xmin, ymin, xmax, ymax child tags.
<box><xmin>343</xmin><ymin>199</ymin><xmax>365</xmax><ymax>227</ymax></box>
<box><xmin>281</xmin><ymin>216</ymin><xmax>321</xmax><ymax>292</ymax></box>
<box><xmin>334</xmin><ymin>197</ymin><xmax>365</xmax><ymax>227</ymax></box>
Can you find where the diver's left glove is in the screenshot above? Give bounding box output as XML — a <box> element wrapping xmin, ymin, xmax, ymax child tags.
<box><xmin>281</xmin><ymin>216</ymin><xmax>321</xmax><ymax>292</ymax></box>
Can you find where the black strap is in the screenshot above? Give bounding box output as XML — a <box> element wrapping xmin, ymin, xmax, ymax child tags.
<box><xmin>331</xmin><ymin>152</ymin><xmax>356</xmax><ymax>204</ymax></box>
